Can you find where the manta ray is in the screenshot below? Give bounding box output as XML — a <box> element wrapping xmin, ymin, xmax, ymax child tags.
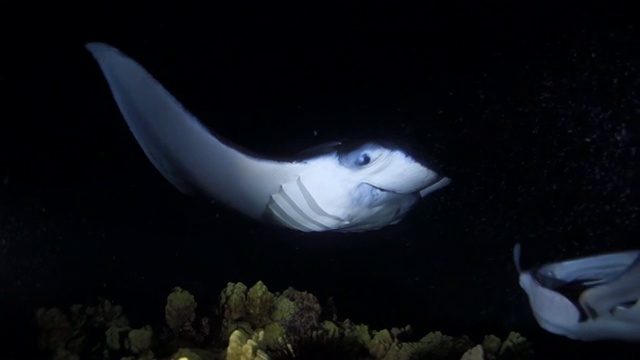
<box><xmin>86</xmin><ymin>42</ymin><xmax>450</xmax><ymax>232</ymax></box>
<box><xmin>514</xmin><ymin>244</ymin><xmax>640</xmax><ymax>341</ymax></box>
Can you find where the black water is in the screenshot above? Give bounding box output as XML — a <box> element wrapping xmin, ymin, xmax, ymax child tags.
<box><xmin>1</xmin><ymin>1</ymin><xmax>639</xmax><ymax>359</ymax></box>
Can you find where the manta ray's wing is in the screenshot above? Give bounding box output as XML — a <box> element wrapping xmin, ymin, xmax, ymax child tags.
<box><xmin>579</xmin><ymin>252</ymin><xmax>640</xmax><ymax>321</ymax></box>
<box><xmin>514</xmin><ymin>244</ymin><xmax>640</xmax><ymax>341</ymax></box>
<box><xmin>86</xmin><ymin>42</ymin><xmax>304</xmax><ymax>219</ymax></box>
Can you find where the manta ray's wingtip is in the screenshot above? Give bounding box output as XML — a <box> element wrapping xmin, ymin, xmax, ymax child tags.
<box><xmin>85</xmin><ymin>42</ymin><xmax>116</xmax><ymax>57</ymax></box>
<box><xmin>85</xmin><ymin>42</ymin><xmax>101</xmax><ymax>51</ymax></box>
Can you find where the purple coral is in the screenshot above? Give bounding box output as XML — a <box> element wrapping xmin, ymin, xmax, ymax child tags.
<box><xmin>280</xmin><ymin>287</ymin><xmax>322</xmax><ymax>336</ymax></box>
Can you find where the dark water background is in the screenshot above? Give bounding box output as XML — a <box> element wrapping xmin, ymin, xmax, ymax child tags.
<box><xmin>1</xmin><ymin>1</ymin><xmax>639</xmax><ymax>359</ymax></box>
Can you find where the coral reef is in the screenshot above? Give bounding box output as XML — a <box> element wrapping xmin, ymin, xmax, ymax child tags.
<box><xmin>36</xmin><ymin>281</ymin><xmax>533</xmax><ymax>360</ymax></box>
<box><xmin>218</xmin><ymin>281</ymin><xmax>322</xmax><ymax>344</ymax></box>
<box><xmin>165</xmin><ymin>287</ymin><xmax>210</xmax><ymax>346</ymax></box>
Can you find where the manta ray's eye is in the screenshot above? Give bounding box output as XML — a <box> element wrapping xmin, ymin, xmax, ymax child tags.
<box><xmin>357</xmin><ymin>153</ymin><xmax>371</xmax><ymax>166</ymax></box>
<box><xmin>338</xmin><ymin>144</ymin><xmax>384</xmax><ymax>168</ymax></box>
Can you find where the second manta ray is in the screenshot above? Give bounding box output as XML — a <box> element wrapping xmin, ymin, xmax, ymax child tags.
<box><xmin>86</xmin><ymin>42</ymin><xmax>451</xmax><ymax>232</ymax></box>
<box><xmin>514</xmin><ymin>244</ymin><xmax>640</xmax><ymax>341</ymax></box>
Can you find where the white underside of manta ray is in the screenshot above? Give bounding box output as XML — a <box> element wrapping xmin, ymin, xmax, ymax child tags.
<box><xmin>85</xmin><ymin>42</ymin><xmax>451</xmax><ymax>232</ymax></box>
<box><xmin>514</xmin><ymin>244</ymin><xmax>640</xmax><ymax>341</ymax></box>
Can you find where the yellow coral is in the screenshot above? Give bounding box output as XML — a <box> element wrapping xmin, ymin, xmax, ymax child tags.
<box><xmin>165</xmin><ymin>287</ymin><xmax>197</xmax><ymax>332</ymax></box>
<box><xmin>171</xmin><ymin>348</ymin><xmax>203</xmax><ymax>360</ymax></box>
<box><xmin>499</xmin><ymin>331</ymin><xmax>533</xmax><ymax>358</ymax></box>
<box><xmin>220</xmin><ymin>283</ymin><xmax>248</xmax><ymax>321</ymax></box>
<box><xmin>271</xmin><ymin>297</ymin><xmax>297</xmax><ymax>323</ymax></box>
<box><xmin>344</xmin><ymin>323</ymin><xmax>371</xmax><ymax>346</ymax></box>
<box><xmin>127</xmin><ymin>325</ymin><xmax>153</xmax><ymax>354</ymax></box>
<box><xmin>368</xmin><ymin>329</ymin><xmax>395</xmax><ymax>359</ymax></box>
<box><xmin>262</xmin><ymin>323</ymin><xmax>286</xmax><ymax>348</ymax></box>
<box><xmin>460</xmin><ymin>345</ymin><xmax>484</xmax><ymax>360</ymax></box>
<box><xmin>226</xmin><ymin>329</ymin><xmax>268</xmax><ymax>360</ymax></box>
<box><xmin>482</xmin><ymin>334</ymin><xmax>501</xmax><ymax>354</ymax></box>
<box><xmin>321</xmin><ymin>320</ymin><xmax>340</xmax><ymax>339</ymax></box>
<box><xmin>246</xmin><ymin>281</ymin><xmax>275</xmax><ymax>323</ymax></box>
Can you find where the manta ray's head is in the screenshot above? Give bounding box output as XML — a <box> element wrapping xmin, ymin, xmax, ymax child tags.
<box><xmin>336</xmin><ymin>142</ymin><xmax>450</xmax><ymax>197</ymax></box>
<box><xmin>330</xmin><ymin>142</ymin><xmax>450</xmax><ymax>231</ymax></box>
<box><xmin>266</xmin><ymin>141</ymin><xmax>451</xmax><ymax>232</ymax></box>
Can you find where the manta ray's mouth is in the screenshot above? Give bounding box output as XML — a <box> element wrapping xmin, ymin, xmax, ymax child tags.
<box><xmin>368</xmin><ymin>175</ymin><xmax>452</xmax><ymax>197</ymax></box>
<box><xmin>364</xmin><ymin>183</ymin><xmax>414</xmax><ymax>196</ymax></box>
<box><xmin>366</xmin><ymin>184</ymin><xmax>397</xmax><ymax>194</ymax></box>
